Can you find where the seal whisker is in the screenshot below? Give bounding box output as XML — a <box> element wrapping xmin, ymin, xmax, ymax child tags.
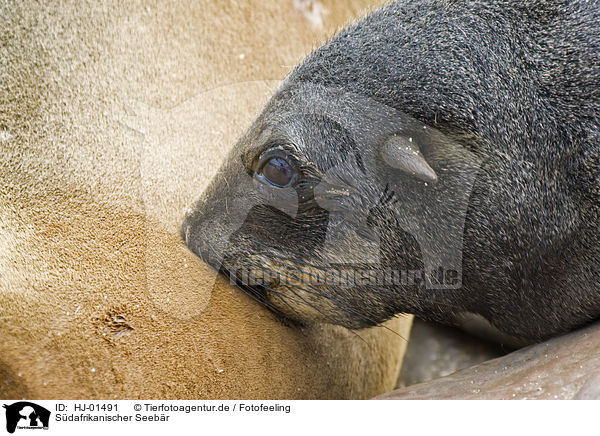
<box><xmin>239</xmin><ymin>240</ymin><xmax>462</xmax><ymax>311</ymax></box>
<box><xmin>235</xmin><ymin>235</ymin><xmax>326</xmax><ymax>265</ymax></box>
<box><xmin>279</xmin><ymin>278</ymin><xmax>406</xmax><ymax>343</ymax></box>
<box><xmin>200</xmin><ymin>240</ymin><xmax>305</xmax><ymax>316</ymax></box>
<box><xmin>274</xmin><ymin>280</ymin><xmax>370</xmax><ymax>344</ymax></box>
<box><xmin>243</xmin><ymin>256</ymin><xmax>409</xmax><ymax>341</ymax></box>
<box><xmin>254</xmin><ymin>283</ymin><xmax>306</xmax><ymax>320</ymax></box>
<box><xmin>236</xmin><ymin>254</ymin><xmax>371</xmax><ymax>342</ymax></box>
<box><xmin>236</xmin><ymin>253</ymin><xmax>372</xmax><ymax>336</ymax></box>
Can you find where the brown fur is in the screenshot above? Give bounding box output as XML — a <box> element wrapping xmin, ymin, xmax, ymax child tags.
<box><xmin>0</xmin><ymin>0</ymin><xmax>411</xmax><ymax>399</ymax></box>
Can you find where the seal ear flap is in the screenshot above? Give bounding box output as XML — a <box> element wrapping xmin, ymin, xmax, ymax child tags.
<box><xmin>380</xmin><ymin>135</ymin><xmax>438</xmax><ymax>183</ymax></box>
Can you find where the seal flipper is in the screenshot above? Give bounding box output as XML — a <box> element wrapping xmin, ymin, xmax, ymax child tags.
<box><xmin>380</xmin><ymin>135</ymin><xmax>438</xmax><ymax>183</ymax></box>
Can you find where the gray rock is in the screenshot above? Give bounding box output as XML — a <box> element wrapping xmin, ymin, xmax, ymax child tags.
<box><xmin>380</xmin><ymin>321</ymin><xmax>600</xmax><ymax>399</ymax></box>
<box><xmin>398</xmin><ymin>319</ymin><xmax>506</xmax><ymax>387</ymax></box>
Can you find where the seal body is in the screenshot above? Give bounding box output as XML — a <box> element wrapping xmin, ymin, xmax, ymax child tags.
<box><xmin>183</xmin><ymin>0</ymin><xmax>600</xmax><ymax>343</ymax></box>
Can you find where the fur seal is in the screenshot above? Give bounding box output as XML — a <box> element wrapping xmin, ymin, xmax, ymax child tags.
<box><xmin>183</xmin><ymin>0</ymin><xmax>600</xmax><ymax>343</ymax></box>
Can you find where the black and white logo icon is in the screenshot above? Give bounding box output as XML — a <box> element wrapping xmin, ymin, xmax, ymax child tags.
<box><xmin>3</xmin><ymin>402</ymin><xmax>50</xmax><ymax>434</ymax></box>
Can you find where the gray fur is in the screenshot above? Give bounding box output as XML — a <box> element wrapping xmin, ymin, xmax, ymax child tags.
<box><xmin>184</xmin><ymin>0</ymin><xmax>600</xmax><ymax>342</ymax></box>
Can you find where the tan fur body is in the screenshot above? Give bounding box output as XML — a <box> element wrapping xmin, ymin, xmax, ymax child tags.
<box><xmin>0</xmin><ymin>0</ymin><xmax>411</xmax><ymax>399</ymax></box>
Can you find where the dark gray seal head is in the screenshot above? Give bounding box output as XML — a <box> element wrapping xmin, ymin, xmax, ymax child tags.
<box><xmin>183</xmin><ymin>0</ymin><xmax>600</xmax><ymax>343</ymax></box>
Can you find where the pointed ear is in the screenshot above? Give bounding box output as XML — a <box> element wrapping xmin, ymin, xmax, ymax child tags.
<box><xmin>380</xmin><ymin>135</ymin><xmax>438</xmax><ymax>183</ymax></box>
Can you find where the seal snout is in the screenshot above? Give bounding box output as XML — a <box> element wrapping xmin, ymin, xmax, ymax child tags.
<box><xmin>181</xmin><ymin>212</ymin><xmax>220</xmax><ymax>272</ymax></box>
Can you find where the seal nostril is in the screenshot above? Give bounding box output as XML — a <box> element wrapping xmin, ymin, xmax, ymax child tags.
<box><xmin>183</xmin><ymin>225</ymin><xmax>189</xmax><ymax>244</ymax></box>
<box><xmin>180</xmin><ymin>219</ymin><xmax>191</xmax><ymax>245</ymax></box>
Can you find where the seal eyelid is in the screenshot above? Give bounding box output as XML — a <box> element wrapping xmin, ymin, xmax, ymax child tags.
<box><xmin>253</xmin><ymin>146</ymin><xmax>300</xmax><ymax>171</ymax></box>
<box><xmin>248</xmin><ymin>139</ymin><xmax>298</xmax><ymax>168</ymax></box>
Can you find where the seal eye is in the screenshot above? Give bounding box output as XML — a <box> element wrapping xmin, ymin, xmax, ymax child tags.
<box><xmin>258</xmin><ymin>156</ymin><xmax>296</xmax><ymax>188</ymax></box>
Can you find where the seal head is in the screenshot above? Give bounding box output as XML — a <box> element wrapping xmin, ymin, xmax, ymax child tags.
<box><xmin>183</xmin><ymin>0</ymin><xmax>600</xmax><ymax>342</ymax></box>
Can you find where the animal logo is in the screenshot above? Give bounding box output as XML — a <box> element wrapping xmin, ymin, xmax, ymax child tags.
<box><xmin>3</xmin><ymin>402</ymin><xmax>50</xmax><ymax>434</ymax></box>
